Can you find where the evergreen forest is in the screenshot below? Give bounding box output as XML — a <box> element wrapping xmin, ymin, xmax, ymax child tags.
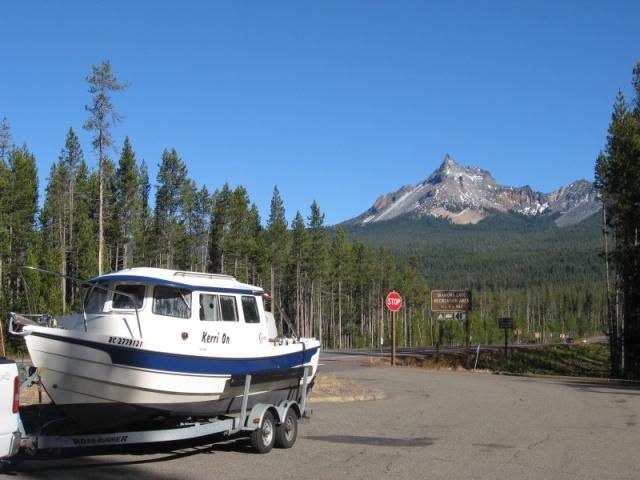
<box><xmin>0</xmin><ymin>119</ymin><xmax>609</xmax><ymax>355</ymax></box>
<box><xmin>0</xmin><ymin>60</ymin><xmax>621</xmax><ymax>369</ymax></box>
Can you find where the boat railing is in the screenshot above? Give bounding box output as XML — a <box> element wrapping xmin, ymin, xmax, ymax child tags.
<box><xmin>173</xmin><ymin>270</ymin><xmax>236</xmax><ymax>281</ymax></box>
<box><xmin>16</xmin><ymin>266</ymin><xmax>144</xmax><ymax>339</ymax></box>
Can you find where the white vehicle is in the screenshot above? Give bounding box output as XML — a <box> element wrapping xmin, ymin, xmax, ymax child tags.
<box><xmin>9</xmin><ymin>266</ymin><xmax>320</xmax><ymax>430</ymax></box>
<box><xmin>0</xmin><ymin>357</ymin><xmax>20</xmax><ymax>464</ymax></box>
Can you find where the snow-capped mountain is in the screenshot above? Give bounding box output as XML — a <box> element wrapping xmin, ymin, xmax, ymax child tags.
<box><xmin>346</xmin><ymin>154</ymin><xmax>601</xmax><ymax>227</ymax></box>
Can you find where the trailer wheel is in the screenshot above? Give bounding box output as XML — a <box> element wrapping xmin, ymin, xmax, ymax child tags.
<box><xmin>275</xmin><ymin>407</ymin><xmax>298</xmax><ymax>448</ymax></box>
<box><xmin>250</xmin><ymin>411</ymin><xmax>276</xmax><ymax>454</ymax></box>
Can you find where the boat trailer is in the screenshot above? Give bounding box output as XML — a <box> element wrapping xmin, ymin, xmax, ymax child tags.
<box><xmin>16</xmin><ymin>367</ymin><xmax>312</xmax><ymax>455</ymax></box>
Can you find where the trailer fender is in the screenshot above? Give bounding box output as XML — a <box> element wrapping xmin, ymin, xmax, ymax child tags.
<box><xmin>245</xmin><ymin>404</ymin><xmax>280</xmax><ymax>430</ymax></box>
<box><xmin>245</xmin><ymin>399</ymin><xmax>301</xmax><ymax>429</ymax></box>
<box><xmin>276</xmin><ymin>400</ymin><xmax>301</xmax><ymax>420</ymax></box>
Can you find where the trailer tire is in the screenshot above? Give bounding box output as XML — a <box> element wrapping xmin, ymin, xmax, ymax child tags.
<box><xmin>275</xmin><ymin>407</ymin><xmax>298</xmax><ymax>449</ymax></box>
<box><xmin>250</xmin><ymin>411</ymin><xmax>276</xmax><ymax>454</ymax></box>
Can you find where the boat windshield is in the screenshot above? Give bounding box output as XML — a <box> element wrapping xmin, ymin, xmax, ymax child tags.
<box><xmin>84</xmin><ymin>284</ymin><xmax>109</xmax><ymax>313</ymax></box>
<box><xmin>113</xmin><ymin>284</ymin><xmax>146</xmax><ymax>310</ymax></box>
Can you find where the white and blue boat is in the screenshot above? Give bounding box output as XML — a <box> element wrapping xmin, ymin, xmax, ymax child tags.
<box><xmin>9</xmin><ymin>267</ymin><xmax>320</xmax><ymax>428</ymax></box>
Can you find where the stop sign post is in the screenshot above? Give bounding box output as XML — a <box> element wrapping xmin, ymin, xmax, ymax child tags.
<box><xmin>386</xmin><ymin>291</ymin><xmax>402</xmax><ymax>365</ymax></box>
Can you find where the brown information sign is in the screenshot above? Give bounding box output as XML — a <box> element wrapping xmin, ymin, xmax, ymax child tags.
<box><xmin>499</xmin><ymin>317</ymin><xmax>514</xmax><ymax>329</ymax></box>
<box><xmin>431</xmin><ymin>290</ymin><xmax>472</xmax><ymax>312</ymax></box>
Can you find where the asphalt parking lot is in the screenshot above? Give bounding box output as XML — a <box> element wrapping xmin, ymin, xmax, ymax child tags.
<box><xmin>4</xmin><ymin>355</ymin><xmax>640</xmax><ymax>480</ymax></box>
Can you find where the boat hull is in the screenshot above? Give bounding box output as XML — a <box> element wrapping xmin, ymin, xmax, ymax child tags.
<box><xmin>25</xmin><ymin>329</ymin><xmax>319</xmax><ymax>428</ymax></box>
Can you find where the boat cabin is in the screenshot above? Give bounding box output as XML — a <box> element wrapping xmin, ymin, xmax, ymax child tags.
<box><xmin>58</xmin><ymin>268</ymin><xmax>281</xmax><ymax>347</ymax></box>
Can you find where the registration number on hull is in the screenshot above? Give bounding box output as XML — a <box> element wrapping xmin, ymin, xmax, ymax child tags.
<box><xmin>108</xmin><ymin>336</ymin><xmax>143</xmax><ymax>347</ymax></box>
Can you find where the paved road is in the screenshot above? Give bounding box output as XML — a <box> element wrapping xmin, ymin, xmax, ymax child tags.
<box><xmin>4</xmin><ymin>354</ymin><xmax>639</xmax><ymax>479</ymax></box>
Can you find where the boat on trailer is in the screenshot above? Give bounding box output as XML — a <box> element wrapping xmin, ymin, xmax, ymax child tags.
<box><xmin>8</xmin><ymin>266</ymin><xmax>320</xmax><ymax>429</ymax></box>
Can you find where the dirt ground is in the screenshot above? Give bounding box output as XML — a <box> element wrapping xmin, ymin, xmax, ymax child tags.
<box><xmin>20</xmin><ymin>382</ymin><xmax>50</xmax><ymax>405</ymax></box>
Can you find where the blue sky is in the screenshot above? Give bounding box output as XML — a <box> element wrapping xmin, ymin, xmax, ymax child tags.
<box><xmin>2</xmin><ymin>1</ymin><xmax>639</xmax><ymax>226</ymax></box>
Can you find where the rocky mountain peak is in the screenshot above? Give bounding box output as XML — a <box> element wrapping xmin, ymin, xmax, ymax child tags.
<box><xmin>346</xmin><ymin>155</ymin><xmax>600</xmax><ymax>227</ymax></box>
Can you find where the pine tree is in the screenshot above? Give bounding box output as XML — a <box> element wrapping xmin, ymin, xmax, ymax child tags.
<box><xmin>40</xmin><ymin>161</ymin><xmax>66</xmax><ymax>312</ymax></box>
<box><xmin>41</xmin><ymin>162</ymin><xmax>66</xmax><ymax>303</ymax></box>
<box><xmin>0</xmin><ymin>117</ymin><xmax>13</xmax><ymax>163</ymax></box>
<box><xmin>132</xmin><ymin>160</ymin><xmax>152</xmax><ymax>266</ymax></box>
<box><xmin>58</xmin><ymin>129</ymin><xmax>85</xmax><ymax>307</ymax></box>
<box><xmin>330</xmin><ymin>227</ymin><xmax>352</xmax><ymax>349</ymax></box>
<box><xmin>6</xmin><ymin>145</ymin><xmax>38</xmax><ymax>306</ymax></box>
<box><xmin>351</xmin><ymin>239</ymin><xmax>377</xmax><ymax>346</ymax></box>
<box><xmin>83</xmin><ymin>60</ymin><xmax>130</xmax><ymax>275</ymax></box>
<box><xmin>73</xmin><ymin>160</ymin><xmax>98</xmax><ymax>283</ymax></box>
<box><xmin>155</xmin><ymin>148</ymin><xmax>189</xmax><ymax>268</ymax></box>
<box><xmin>0</xmin><ymin>119</ymin><xmax>14</xmax><ymax>309</ymax></box>
<box><xmin>307</xmin><ymin>200</ymin><xmax>329</xmax><ymax>341</ymax></box>
<box><xmin>594</xmin><ymin>61</ymin><xmax>640</xmax><ymax>379</ymax></box>
<box><xmin>114</xmin><ymin>137</ymin><xmax>141</xmax><ymax>270</ymax></box>
<box><xmin>246</xmin><ymin>203</ymin><xmax>268</xmax><ymax>285</ymax></box>
<box><xmin>185</xmin><ymin>184</ymin><xmax>212</xmax><ymax>272</ymax></box>
<box><xmin>225</xmin><ymin>186</ymin><xmax>246</xmax><ymax>276</ymax></box>
<box><xmin>0</xmin><ymin>142</ymin><xmax>10</xmax><ymax>306</ymax></box>
<box><xmin>172</xmin><ymin>178</ymin><xmax>197</xmax><ymax>270</ymax></box>
<box><xmin>229</xmin><ymin>186</ymin><xmax>255</xmax><ymax>281</ymax></box>
<box><xmin>266</xmin><ymin>186</ymin><xmax>290</xmax><ymax>328</ymax></box>
<box><xmin>101</xmin><ymin>158</ymin><xmax>118</xmax><ymax>271</ymax></box>
<box><xmin>288</xmin><ymin>211</ymin><xmax>311</xmax><ymax>336</ymax></box>
<box><xmin>208</xmin><ymin>184</ymin><xmax>233</xmax><ymax>274</ymax></box>
<box><xmin>0</xmin><ymin>117</ymin><xmax>13</xmax><ymax>294</ymax></box>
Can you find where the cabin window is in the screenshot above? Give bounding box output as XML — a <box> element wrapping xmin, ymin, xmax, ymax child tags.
<box><xmin>112</xmin><ymin>285</ymin><xmax>146</xmax><ymax>310</ymax></box>
<box><xmin>241</xmin><ymin>296</ymin><xmax>260</xmax><ymax>323</ymax></box>
<box><xmin>199</xmin><ymin>294</ymin><xmax>220</xmax><ymax>321</ymax></box>
<box><xmin>219</xmin><ymin>296</ymin><xmax>238</xmax><ymax>321</ymax></box>
<box><xmin>84</xmin><ymin>284</ymin><xmax>108</xmax><ymax>313</ymax></box>
<box><xmin>199</xmin><ymin>294</ymin><xmax>238</xmax><ymax>321</ymax></box>
<box><xmin>152</xmin><ymin>286</ymin><xmax>192</xmax><ymax>319</ymax></box>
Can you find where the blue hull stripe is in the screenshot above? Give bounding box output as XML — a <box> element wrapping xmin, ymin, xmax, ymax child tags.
<box><xmin>32</xmin><ymin>331</ymin><xmax>318</xmax><ymax>376</ymax></box>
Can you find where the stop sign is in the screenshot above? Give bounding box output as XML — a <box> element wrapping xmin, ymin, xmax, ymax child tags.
<box><xmin>386</xmin><ymin>291</ymin><xmax>402</xmax><ymax>312</ymax></box>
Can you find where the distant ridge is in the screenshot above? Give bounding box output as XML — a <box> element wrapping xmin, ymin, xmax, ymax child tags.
<box><xmin>345</xmin><ymin>154</ymin><xmax>600</xmax><ymax>227</ymax></box>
